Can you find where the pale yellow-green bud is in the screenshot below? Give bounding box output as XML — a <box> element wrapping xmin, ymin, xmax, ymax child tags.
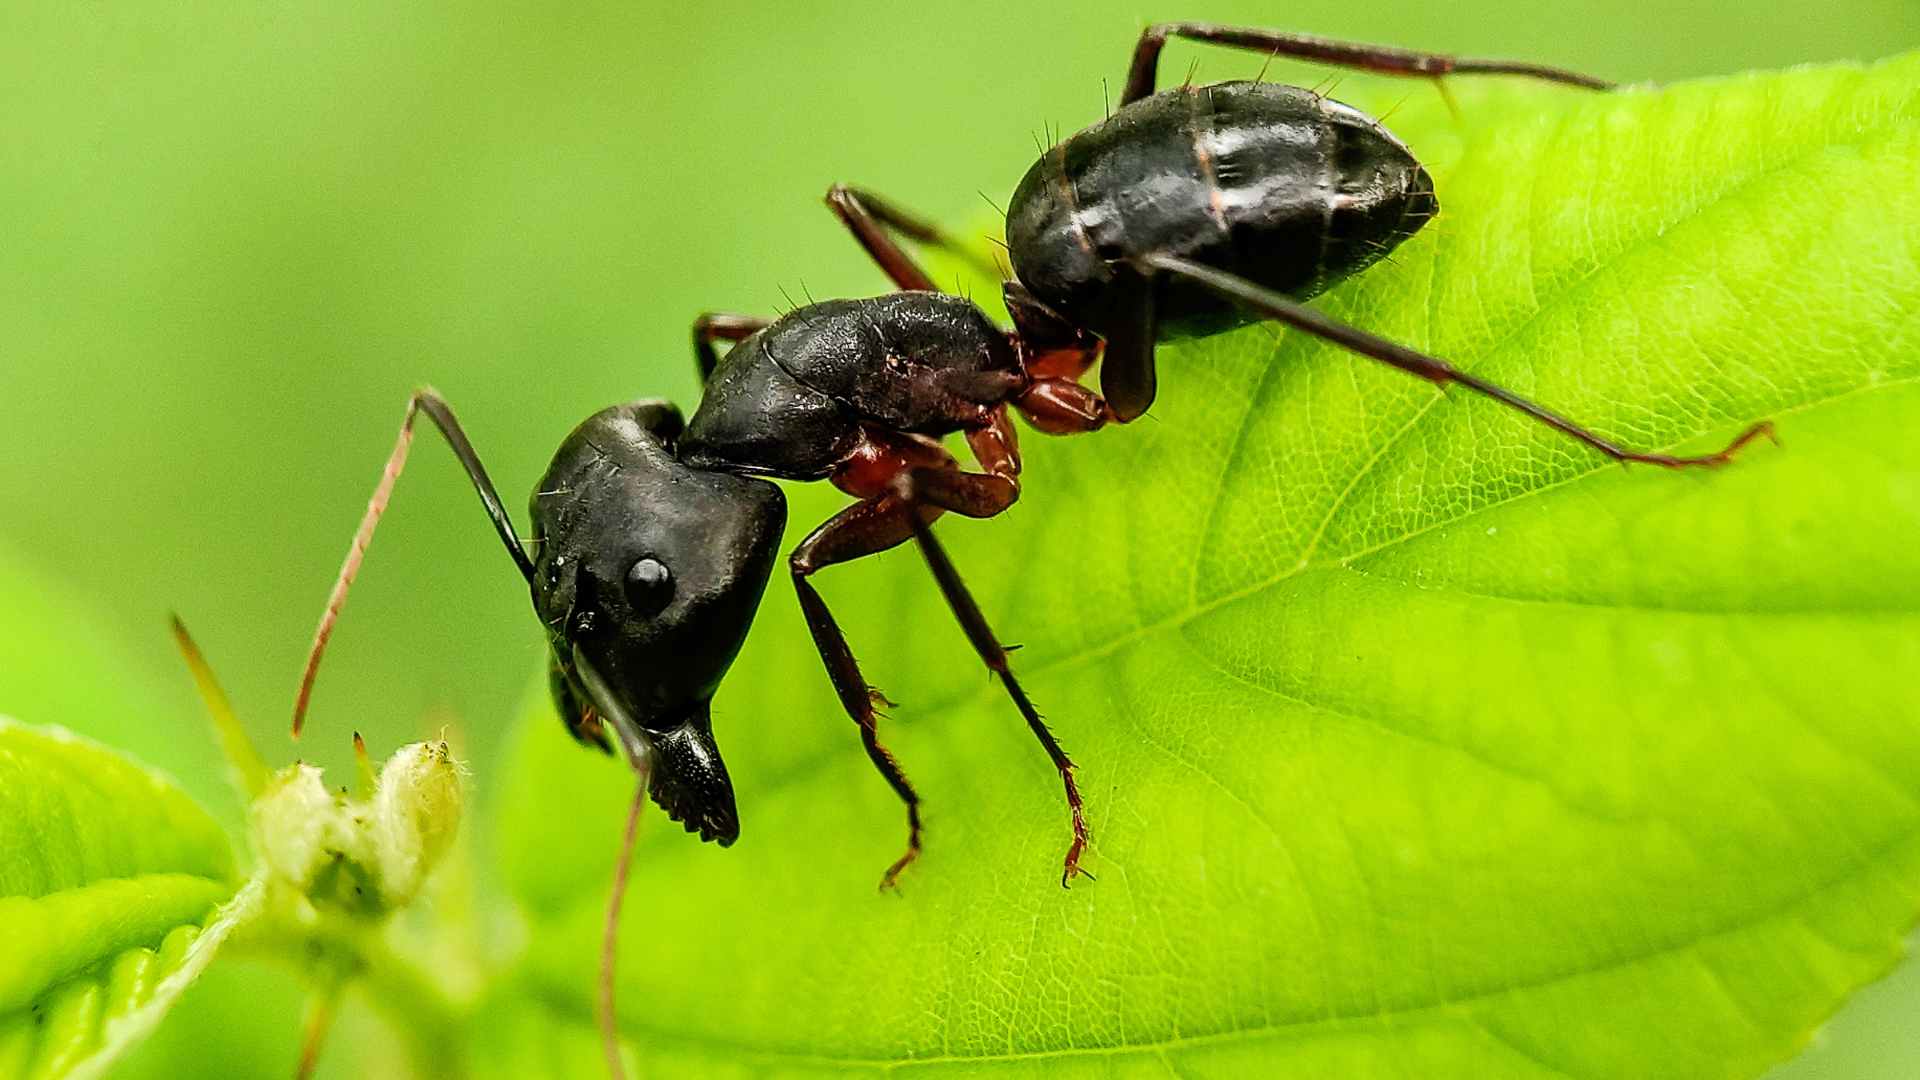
<box><xmin>250</xmin><ymin>763</ymin><xmax>357</xmax><ymax>895</ymax></box>
<box><xmin>246</xmin><ymin>740</ymin><xmax>464</xmax><ymax>918</ymax></box>
<box><xmin>370</xmin><ymin>739</ymin><xmax>464</xmax><ymax>904</ymax></box>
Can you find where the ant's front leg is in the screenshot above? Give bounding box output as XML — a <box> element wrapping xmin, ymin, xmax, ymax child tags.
<box><xmin>1121</xmin><ymin>21</ymin><xmax>1615</xmax><ymax>105</ymax></box>
<box><xmin>789</xmin><ymin>427</ymin><xmax>961</xmax><ymax>888</ymax></box>
<box><xmin>891</xmin><ymin>462</ymin><xmax>1093</xmax><ymax>888</ymax></box>
<box><xmin>789</xmin><ymin>494</ymin><xmax>930</xmax><ymax>890</ymax></box>
<box><xmin>692</xmin><ymin>312</ymin><xmax>771</xmax><ymax>384</ymax></box>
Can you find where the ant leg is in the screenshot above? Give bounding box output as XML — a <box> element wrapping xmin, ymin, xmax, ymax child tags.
<box><xmin>790</xmin><ymin>495</ymin><xmax>932</xmax><ymax>890</ymax></box>
<box><xmin>825</xmin><ymin>183</ymin><xmax>1003</xmax><ymax>292</ymax></box>
<box><xmin>693</xmin><ymin>312</ymin><xmax>770</xmax><ymax>383</ymax></box>
<box><xmin>1142</xmin><ymin>252</ymin><xmax>1777</xmax><ymax>467</ymax></box>
<box><xmin>294</xmin><ymin>391</ymin><xmax>534</xmax><ymax>736</ymax></box>
<box><xmin>892</xmin><ymin>465</ymin><xmax>1092</xmax><ymax>887</ymax></box>
<box><xmin>1121</xmin><ymin>22</ymin><xmax>1614</xmax><ymax>105</ymax></box>
<box><xmin>1017</xmin><ymin>377</ymin><xmax>1114</xmax><ymax>434</ymax></box>
<box><xmin>1099</xmin><ymin>272</ymin><xmax>1161</xmax><ymax>422</ymax></box>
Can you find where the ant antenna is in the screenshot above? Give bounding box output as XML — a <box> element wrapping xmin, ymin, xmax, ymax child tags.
<box><xmin>1256</xmin><ymin>47</ymin><xmax>1279</xmax><ymax>84</ymax></box>
<box><xmin>1101</xmin><ymin>77</ymin><xmax>1110</xmax><ymax>120</ymax></box>
<box><xmin>293</xmin><ymin>391</ymin><xmax>532</xmax><ymax>737</ymax></box>
<box><xmin>599</xmin><ymin>778</ymin><xmax>647</xmax><ymax>1080</ymax></box>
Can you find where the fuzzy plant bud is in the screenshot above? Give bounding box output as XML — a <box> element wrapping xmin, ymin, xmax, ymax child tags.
<box><xmin>247</xmin><ymin>740</ymin><xmax>464</xmax><ymax>918</ymax></box>
<box><xmin>250</xmin><ymin>763</ymin><xmax>346</xmax><ymax>893</ymax></box>
<box><xmin>371</xmin><ymin>739</ymin><xmax>463</xmax><ymax>904</ymax></box>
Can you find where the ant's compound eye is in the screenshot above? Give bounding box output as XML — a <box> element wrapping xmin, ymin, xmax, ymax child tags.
<box><xmin>624</xmin><ymin>556</ymin><xmax>674</xmax><ymax>618</ymax></box>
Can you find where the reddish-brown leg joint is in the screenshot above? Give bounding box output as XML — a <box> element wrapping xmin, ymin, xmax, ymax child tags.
<box><xmin>1017</xmin><ymin>377</ymin><xmax>1115</xmax><ymax>434</ymax></box>
<box><xmin>967</xmin><ymin>406</ymin><xmax>1022</xmax><ymax>479</ymax></box>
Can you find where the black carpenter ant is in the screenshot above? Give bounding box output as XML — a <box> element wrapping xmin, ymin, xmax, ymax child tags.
<box><xmin>290</xmin><ymin>293</ymin><xmax>1103</xmax><ymax>1078</ymax></box>
<box><xmin>291</xmin><ymin>22</ymin><xmax>1786</xmax><ymax>911</ymax></box>
<box><xmin>292</xmin><ymin>292</ymin><xmax>1104</xmax><ymax>888</ymax></box>
<box><xmin>821</xmin><ymin>21</ymin><xmax>1777</xmax><ymax>455</ymax></box>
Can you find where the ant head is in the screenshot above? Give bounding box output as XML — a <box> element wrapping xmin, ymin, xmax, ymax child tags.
<box><xmin>530</xmin><ymin>400</ymin><xmax>787</xmax><ymax>845</ymax></box>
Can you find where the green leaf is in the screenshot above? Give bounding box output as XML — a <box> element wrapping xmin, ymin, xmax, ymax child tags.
<box><xmin>0</xmin><ymin>549</ymin><xmax>241</xmax><ymax>832</ymax></box>
<box><xmin>0</xmin><ymin>718</ymin><xmax>252</xmax><ymax>1079</ymax></box>
<box><xmin>489</xmin><ymin>55</ymin><xmax>1920</xmax><ymax>1077</ymax></box>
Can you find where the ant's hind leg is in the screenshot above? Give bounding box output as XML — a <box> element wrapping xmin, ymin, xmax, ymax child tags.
<box><xmin>693</xmin><ymin>312</ymin><xmax>771</xmax><ymax>383</ymax></box>
<box><xmin>826</xmin><ymin>184</ymin><xmax>1003</xmax><ymax>293</ymax></box>
<box><xmin>1141</xmin><ymin>252</ymin><xmax>1776</xmax><ymax>468</ymax></box>
<box><xmin>1121</xmin><ymin>22</ymin><xmax>1614</xmax><ymax>105</ymax></box>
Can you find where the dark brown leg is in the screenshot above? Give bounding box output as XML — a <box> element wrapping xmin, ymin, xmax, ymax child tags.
<box><xmin>790</xmin><ymin>494</ymin><xmax>932</xmax><ymax>890</ymax></box>
<box><xmin>801</xmin><ymin>417</ymin><xmax>1091</xmax><ymax>886</ymax></box>
<box><xmin>1122</xmin><ymin>21</ymin><xmax>1615</xmax><ymax>105</ymax></box>
<box><xmin>1099</xmin><ymin>272</ymin><xmax>1161</xmax><ymax>423</ymax></box>
<box><xmin>894</xmin><ymin>466</ymin><xmax>1092</xmax><ymax>887</ymax></box>
<box><xmin>826</xmin><ymin>183</ymin><xmax>1004</xmax><ymax>292</ymax></box>
<box><xmin>693</xmin><ymin>312</ymin><xmax>770</xmax><ymax>383</ymax></box>
<box><xmin>1142</xmin><ymin>252</ymin><xmax>1776</xmax><ymax>467</ymax></box>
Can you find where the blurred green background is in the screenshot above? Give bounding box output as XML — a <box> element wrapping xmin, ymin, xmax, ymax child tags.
<box><xmin>1</xmin><ymin>2</ymin><xmax>1915</xmax><ymax>1076</ymax></box>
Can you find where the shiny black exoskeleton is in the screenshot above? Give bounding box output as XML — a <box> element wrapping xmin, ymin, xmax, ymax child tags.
<box><xmin>532</xmin><ymin>400</ymin><xmax>786</xmax><ymax>843</ymax></box>
<box><xmin>1005</xmin><ymin>80</ymin><xmax>1437</xmax><ymax>348</ymax></box>
<box><xmin>828</xmin><ymin>21</ymin><xmax>1772</xmax><ymax>462</ymax></box>
<box><xmin>294</xmin><ymin>285</ymin><xmax>1110</xmax><ymax>878</ymax></box>
<box><xmin>680</xmin><ymin>293</ymin><xmax>1022</xmax><ymax>479</ymax></box>
<box><xmin>296</xmin><ymin>22</ymin><xmax>1776</xmax><ymax>894</ymax></box>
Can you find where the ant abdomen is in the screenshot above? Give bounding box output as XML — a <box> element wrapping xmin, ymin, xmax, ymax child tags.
<box><xmin>1007</xmin><ymin>81</ymin><xmax>1437</xmax><ymax>340</ymax></box>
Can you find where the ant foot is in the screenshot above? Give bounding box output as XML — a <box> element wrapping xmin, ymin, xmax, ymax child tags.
<box><xmin>1059</xmin><ymin>834</ymin><xmax>1096</xmax><ymax>888</ymax></box>
<box><xmin>878</xmin><ymin>845</ymin><xmax>920</xmax><ymax>892</ymax></box>
<box><xmin>1630</xmin><ymin>419</ymin><xmax>1778</xmax><ymax>470</ymax></box>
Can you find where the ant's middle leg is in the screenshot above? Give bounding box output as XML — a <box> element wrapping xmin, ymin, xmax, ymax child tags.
<box><xmin>826</xmin><ymin>183</ymin><xmax>1004</xmax><ymax>292</ymax></box>
<box><xmin>692</xmin><ymin>312</ymin><xmax>771</xmax><ymax>384</ymax></box>
<box><xmin>1121</xmin><ymin>22</ymin><xmax>1616</xmax><ymax>106</ymax></box>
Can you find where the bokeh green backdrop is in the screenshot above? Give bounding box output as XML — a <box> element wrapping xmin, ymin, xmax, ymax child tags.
<box><xmin>2</xmin><ymin>3</ymin><xmax>1915</xmax><ymax>1076</ymax></box>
